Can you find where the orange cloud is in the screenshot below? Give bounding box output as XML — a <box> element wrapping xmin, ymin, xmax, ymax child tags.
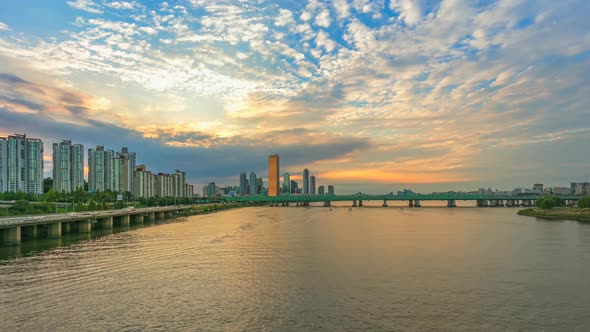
<box><xmin>318</xmin><ymin>169</ymin><xmax>473</xmax><ymax>184</ymax></box>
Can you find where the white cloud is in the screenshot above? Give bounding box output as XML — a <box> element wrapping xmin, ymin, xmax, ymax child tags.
<box><xmin>105</xmin><ymin>1</ymin><xmax>137</xmax><ymax>10</ymax></box>
<box><xmin>315</xmin><ymin>8</ymin><xmax>332</xmax><ymax>28</ymax></box>
<box><xmin>275</xmin><ymin>9</ymin><xmax>295</xmax><ymax>27</ymax></box>
<box><xmin>390</xmin><ymin>0</ymin><xmax>423</xmax><ymax>25</ymax></box>
<box><xmin>67</xmin><ymin>0</ymin><xmax>103</xmax><ymax>14</ymax></box>
<box><xmin>0</xmin><ymin>22</ymin><xmax>9</xmax><ymax>31</ymax></box>
<box><xmin>333</xmin><ymin>0</ymin><xmax>350</xmax><ymax>20</ymax></box>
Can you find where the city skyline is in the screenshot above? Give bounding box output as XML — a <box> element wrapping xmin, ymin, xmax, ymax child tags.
<box><xmin>0</xmin><ymin>1</ymin><xmax>589</xmax><ymax>192</ymax></box>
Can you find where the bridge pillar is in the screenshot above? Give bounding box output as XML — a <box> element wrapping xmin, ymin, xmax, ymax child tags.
<box><xmin>408</xmin><ymin>200</ymin><xmax>414</xmax><ymax>208</ymax></box>
<box><xmin>323</xmin><ymin>201</ymin><xmax>331</xmax><ymax>207</ymax></box>
<box><xmin>62</xmin><ymin>222</ymin><xmax>71</xmax><ymax>233</ymax></box>
<box><xmin>414</xmin><ymin>200</ymin><xmax>421</xmax><ymax>207</ymax></box>
<box><xmin>134</xmin><ymin>214</ymin><xmax>144</xmax><ymax>224</ymax></box>
<box><xmin>78</xmin><ymin>220</ymin><xmax>92</xmax><ymax>233</ymax></box>
<box><xmin>447</xmin><ymin>199</ymin><xmax>457</xmax><ymax>208</ymax></box>
<box><xmin>2</xmin><ymin>226</ymin><xmax>21</xmax><ymax>245</ymax></box>
<box><xmin>100</xmin><ymin>216</ymin><xmax>113</xmax><ymax>229</ymax></box>
<box><xmin>382</xmin><ymin>200</ymin><xmax>388</xmax><ymax>207</ymax></box>
<box><xmin>120</xmin><ymin>215</ymin><xmax>130</xmax><ymax>226</ymax></box>
<box><xmin>148</xmin><ymin>212</ymin><xmax>155</xmax><ymax>222</ymax></box>
<box><xmin>286</xmin><ymin>202</ymin><xmax>290</xmax><ymax>207</ymax></box>
<box><xmin>156</xmin><ymin>212</ymin><xmax>165</xmax><ymax>220</ymax></box>
<box><xmin>352</xmin><ymin>200</ymin><xmax>357</xmax><ymax>207</ymax></box>
<box><xmin>22</xmin><ymin>225</ymin><xmax>38</xmax><ymax>239</ymax></box>
<box><xmin>47</xmin><ymin>222</ymin><xmax>62</xmax><ymax>238</ymax></box>
<box><xmin>476</xmin><ymin>200</ymin><xmax>482</xmax><ymax>207</ymax></box>
<box><xmin>359</xmin><ymin>200</ymin><xmax>363</xmax><ymax>207</ymax></box>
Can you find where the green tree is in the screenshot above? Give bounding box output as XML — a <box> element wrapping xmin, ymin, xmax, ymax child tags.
<box><xmin>43</xmin><ymin>177</ymin><xmax>53</xmax><ymax>193</ymax></box>
<box><xmin>535</xmin><ymin>196</ymin><xmax>565</xmax><ymax>210</ymax></box>
<box><xmin>46</xmin><ymin>188</ymin><xmax>58</xmax><ymax>202</ymax></box>
<box><xmin>577</xmin><ymin>196</ymin><xmax>590</xmax><ymax>208</ymax></box>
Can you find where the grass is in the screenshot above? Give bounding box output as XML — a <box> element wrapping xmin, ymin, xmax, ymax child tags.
<box><xmin>517</xmin><ymin>208</ymin><xmax>590</xmax><ymax>222</ymax></box>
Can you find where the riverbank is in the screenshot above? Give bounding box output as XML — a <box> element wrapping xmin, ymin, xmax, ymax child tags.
<box><xmin>517</xmin><ymin>208</ymin><xmax>590</xmax><ymax>222</ymax></box>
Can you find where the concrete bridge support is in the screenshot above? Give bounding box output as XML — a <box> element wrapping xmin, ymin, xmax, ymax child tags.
<box><xmin>352</xmin><ymin>200</ymin><xmax>357</xmax><ymax>207</ymax></box>
<box><xmin>476</xmin><ymin>200</ymin><xmax>483</xmax><ymax>207</ymax></box>
<box><xmin>100</xmin><ymin>216</ymin><xmax>113</xmax><ymax>229</ymax></box>
<box><xmin>414</xmin><ymin>200</ymin><xmax>422</xmax><ymax>207</ymax></box>
<box><xmin>2</xmin><ymin>226</ymin><xmax>21</xmax><ymax>245</ymax></box>
<box><xmin>120</xmin><ymin>215</ymin><xmax>130</xmax><ymax>226</ymax></box>
<box><xmin>382</xmin><ymin>200</ymin><xmax>388</xmax><ymax>207</ymax></box>
<box><xmin>47</xmin><ymin>222</ymin><xmax>62</xmax><ymax>238</ymax></box>
<box><xmin>22</xmin><ymin>225</ymin><xmax>38</xmax><ymax>239</ymax></box>
<box><xmin>62</xmin><ymin>222</ymin><xmax>71</xmax><ymax>233</ymax></box>
<box><xmin>285</xmin><ymin>202</ymin><xmax>290</xmax><ymax>207</ymax></box>
<box><xmin>408</xmin><ymin>200</ymin><xmax>414</xmax><ymax>208</ymax></box>
<box><xmin>134</xmin><ymin>214</ymin><xmax>144</xmax><ymax>224</ymax></box>
<box><xmin>358</xmin><ymin>200</ymin><xmax>363</xmax><ymax>207</ymax></box>
<box><xmin>447</xmin><ymin>199</ymin><xmax>457</xmax><ymax>207</ymax></box>
<box><xmin>323</xmin><ymin>201</ymin><xmax>331</xmax><ymax>207</ymax></box>
<box><xmin>78</xmin><ymin>220</ymin><xmax>92</xmax><ymax>233</ymax></box>
<box><xmin>148</xmin><ymin>213</ymin><xmax>155</xmax><ymax>222</ymax></box>
<box><xmin>156</xmin><ymin>212</ymin><xmax>165</xmax><ymax>220</ymax></box>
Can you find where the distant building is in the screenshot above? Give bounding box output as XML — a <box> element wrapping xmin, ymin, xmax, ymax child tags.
<box><xmin>53</xmin><ymin>139</ymin><xmax>84</xmax><ymax>193</ymax></box>
<box><xmin>328</xmin><ymin>185</ymin><xmax>335</xmax><ymax>195</ymax></box>
<box><xmin>303</xmin><ymin>168</ymin><xmax>309</xmax><ymax>195</ymax></box>
<box><xmin>533</xmin><ymin>184</ymin><xmax>544</xmax><ymax>194</ymax></box>
<box><xmin>208</xmin><ymin>182</ymin><xmax>216</xmax><ymax>198</ymax></box>
<box><xmin>249</xmin><ymin>172</ymin><xmax>258</xmax><ymax>195</ymax></box>
<box><xmin>185</xmin><ymin>184</ymin><xmax>194</xmax><ymax>198</ymax></box>
<box><xmin>88</xmin><ymin>146</ymin><xmax>115</xmax><ymax>192</ymax></box>
<box><xmin>290</xmin><ymin>180</ymin><xmax>298</xmax><ymax>194</ymax></box>
<box><xmin>268</xmin><ymin>154</ymin><xmax>280</xmax><ymax>196</ymax></box>
<box><xmin>282</xmin><ymin>173</ymin><xmax>290</xmax><ymax>193</ymax></box>
<box><xmin>134</xmin><ymin>165</ymin><xmax>156</xmax><ymax>198</ymax></box>
<box><xmin>310</xmin><ymin>175</ymin><xmax>316</xmax><ymax>195</ymax></box>
<box><xmin>117</xmin><ymin>147</ymin><xmax>136</xmax><ymax>193</ymax></box>
<box><xmin>551</xmin><ymin>187</ymin><xmax>572</xmax><ymax>195</ymax></box>
<box><xmin>1</xmin><ymin>134</ymin><xmax>44</xmax><ymax>194</ymax></box>
<box><xmin>174</xmin><ymin>170</ymin><xmax>186</xmax><ymax>198</ymax></box>
<box><xmin>318</xmin><ymin>185</ymin><xmax>325</xmax><ymax>195</ymax></box>
<box><xmin>575</xmin><ymin>182</ymin><xmax>590</xmax><ymax>195</ymax></box>
<box><xmin>202</xmin><ymin>185</ymin><xmax>208</xmax><ymax>197</ymax></box>
<box><xmin>257</xmin><ymin>177</ymin><xmax>263</xmax><ymax>194</ymax></box>
<box><xmin>240</xmin><ymin>172</ymin><xmax>248</xmax><ymax>195</ymax></box>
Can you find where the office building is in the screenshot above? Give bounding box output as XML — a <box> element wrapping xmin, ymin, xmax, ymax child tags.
<box><xmin>282</xmin><ymin>173</ymin><xmax>290</xmax><ymax>193</ymax></box>
<box><xmin>318</xmin><ymin>185</ymin><xmax>325</xmax><ymax>195</ymax></box>
<box><xmin>1</xmin><ymin>134</ymin><xmax>44</xmax><ymax>194</ymax></box>
<box><xmin>303</xmin><ymin>168</ymin><xmax>309</xmax><ymax>195</ymax></box>
<box><xmin>257</xmin><ymin>177</ymin><xmax>263</xmax><ymax>194</ymax></box>
<box><xmin>310</xmin><ymin>175</ymin><xmax>316</xmax><ymax>195</ymax></box>
<box><xmin>53</xmin><ymin>139</ymin><xmax>83</xmax><ymax>193</ymax></box>
<box><xmin>240</xmin><ymin>172</ymin><xmax>248</xmax><ymax>195</ymax></box>
<box><xmin>249</xmin><ymin>172</ymin><xmax>258</xmax><ymax>195</ymax></box>
<box><xmin>328</xmin><ymin>185</ymin><xmax>335</xmax><ymax>195</ymax></box>
<box><xmin>268</xmin><ymin>154</ymin><xmax>280</xmax><ymax>196</ymax></box>
<box><xmin>290</xmin><ymin>180</ymin><xmax>298</xmax><ymax>194</ymax></box>
<box><xmin>208</xmin><ymin>182</ymin><xmax>216</xmax><ymax>198</ymax></box>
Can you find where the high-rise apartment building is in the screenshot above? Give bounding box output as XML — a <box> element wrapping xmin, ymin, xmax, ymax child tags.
<box><xmin>88</xmin><ymin>146</ymin><xmax>115</xmax><ymax>192</ymax></box>
<box><xmin>303</xmin><ymin>168</ymin><xmax>309</xmax><ymax>195</ymax></box>
<box><xmin>282</xmin><ymin>173</ymin><xmax>290</xmax><ymax>194</ymax></box>
<box><xmin>249</xmin><ymin>172</ymin><xmax>258</xmax><ymax>195</ymax></box>
<box><xmin>117</xmin><ymin>147</ymin><xmax>136</xmax><ymax>193</ymax></box>
<box><xmin>310</xmin><ymin>175</ymin><xmax>316</xmax><ymax>195</ymax></box>
<box><xmin>0</xmin><ymin>138</ymin><xmax>6</xmax><ymax>193</ymax></box>
<box><xmin>174</xmin><ymin>170</ymin><xmax>186</xmax><ymax>197</ymax></box>
<box><xmin>133</xmin><ymin>165</ymin><xmax>156</xmax><ymax>198</ymax></box>
<box><xmin>53</xmin><ymin>139</ymin><xmax>83</xmax><ymax>193</ymax></box>
<box><xmin>268</xmin><ymin>154</ymin><xmax>280</xmax><ymax>197</ymax></box>
<box><xmin>0</xmin><ymin>134</ymin><xmax>44</xmax><ymax>194</ymax></box>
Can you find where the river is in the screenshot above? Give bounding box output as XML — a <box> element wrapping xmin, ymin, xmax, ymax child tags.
<box><xmin>1</xmin><ymin>206</ymin><xmax>590</xmax><ymax>331</ymax></box>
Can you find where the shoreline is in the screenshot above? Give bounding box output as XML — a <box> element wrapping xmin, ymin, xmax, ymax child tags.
<box><xmin>517</xmin><ymin>208</ymin><xmax>590</xmax><ymax>222</ymax></box>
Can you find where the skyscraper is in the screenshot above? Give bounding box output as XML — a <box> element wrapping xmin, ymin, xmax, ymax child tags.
<box><xmin>303</xmin><ymin>168</ymin><xmax>309</xmax><ymax>195</ymax></box>
<box><xmin>291</xmin><ymin>180</ymin><xmax>298</xmax><ymax>194</ymax></box>
<box><xmin>310</xmin><ymin>175</ymin><xmax>316</xmax><ymax>195</ymax></box>
<box><xmin>318</xmin><ymin>185</ymin><xmax>325</xmax><ymax>195</ymax></box>
<box><xmin>208</xmin><ymin>182</ymin><xmax>216</xmax><ymax>198</ymax></box>
<box><xmin>249</xmin><ymin>172</ymin><xmax>258</xmax><ymax>195</ymax></box>
<box><xmin>174</xmin><ymin>169</ymin><xmax>186</xmax><ymax>197</ymax></box>
<box><xmin>240</xmin><ymin>172</ymin><xmax>248</xmax><ymax>195</ymax></box>
<box><xmin>1</xmin><ymin>134</ymin><xmax>44</xmax><ymax>194</ymax></box>
<box><xmin>257</xmin><ymin>177</ymin><xmax>263</xmax><ymax>194</ymax></box>
<box><xmin>282</xmin><ymin>173</ymin><xmax>290</xmax><ymax>193</ymax></box>
<box><xmin>268</xmin><ymin>154</ymin><xmax>280</xmax><ymax>197</ymax></box>
<box><xmin>53</xmin><ymin>139</ymin><xmax>83</xmax><ymax>193</ymax></box>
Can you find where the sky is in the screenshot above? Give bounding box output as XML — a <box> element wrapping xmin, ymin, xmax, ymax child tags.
<box><xmin>0</xmin><ymin>0</ymin><xmax>589</xmax><ymax>194</ymax></box>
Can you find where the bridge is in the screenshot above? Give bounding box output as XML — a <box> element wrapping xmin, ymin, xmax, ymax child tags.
<box><xmin>224</xmin><ymin>193</ymin><xmax>581</xmax><ymax>208</ymax></box>
<box><xmin>0</xmin><ymin>205</ymin><xmax>192</xmax><ymax>245</ymax></box>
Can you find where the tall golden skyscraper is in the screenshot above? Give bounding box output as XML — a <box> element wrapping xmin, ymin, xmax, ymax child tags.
<box><xmin>268</xmin><ymin>154</ymin><xmax>280</xmax><ymax>197</ymax></box>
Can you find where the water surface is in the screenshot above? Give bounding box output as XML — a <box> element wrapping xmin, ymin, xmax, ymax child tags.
<box><xmin>1</xmin><ymin>207</ymin><xmax>590</xmax><ymax>331</ymax></box>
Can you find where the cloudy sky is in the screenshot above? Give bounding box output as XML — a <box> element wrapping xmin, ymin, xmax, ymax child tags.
<box><xmin>0</xmin><ymin>0</ymin><xmax>589</xmax><ymax>193</ymax></box>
